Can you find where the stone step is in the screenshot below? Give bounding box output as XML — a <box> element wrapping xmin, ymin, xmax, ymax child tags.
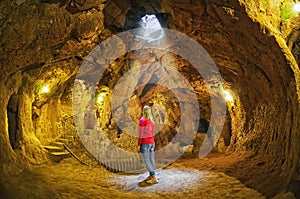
<box><xmin>56</xmin><ymin>138</ymin><xmax>72</xmax><ymax>143</ymax></box>
<box><xmin>51</xmin><ymin>141</ymin><xmax>64</xmax><ymax>147</ymax></box>
<box><xmin>50</xmin><ymin>151</ymin><xmax>72</xmax><ymax>163</ymax></box>
<box><xmin>43</xmin><ymin>145</ymin><xmax>64</xmax><ymax>152</ymax></box>
<box><xmin>50</xmin><ymin>151</ymin><xmax>71</xmax><ymax>156</ymax></box>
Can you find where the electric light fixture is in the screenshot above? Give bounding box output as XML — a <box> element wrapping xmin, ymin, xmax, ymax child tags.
<box><xmin>96</xmin><ymin>92</ymin><xmax>106</xmax><ymax>105</ymax></box>
<box><xmin>97</xmin><ymin>95</ymin><xmax>104</xmax><ymax>104</ymax></box>
<box><xmin>294</xmin><ymin>3</ymin><xmax>300</xmax><ymax>13</ymax></box>
<box><xmin>41</xmin><ymin>84</ymin><xmax>50</xmax><ymax>94</ymax></box>
<box><xmin>222</xmin><ymin>90</ymin><xmax>234</xmax><ymax>102</ymax></box>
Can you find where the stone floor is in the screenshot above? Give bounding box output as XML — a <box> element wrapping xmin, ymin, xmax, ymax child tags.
<box><xmin>114</xmin><ymin>168</ymin><xmax>265</xmax><ymax>199</ymax></box>
<box><xmin>2</xmin><ymin>152</ymin><xmax>266</xmax><ymax>199</ymax></box>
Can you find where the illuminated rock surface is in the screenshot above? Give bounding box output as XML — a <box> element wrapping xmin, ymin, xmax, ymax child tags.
<box><xmin>0</xmin><ymin>0</ymin><xmax>299</xmax><ymax>198</ymax></box>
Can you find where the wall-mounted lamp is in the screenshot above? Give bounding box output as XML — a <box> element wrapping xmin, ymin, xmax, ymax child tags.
<box><xmin>41</xmin><ymin>84</ymin><xmax>50</xmax><ymax>94</ymax></box>
<box><xmin>280</xmin><ymin>1</ymin><xmax>300</xmax><ymax>19</ymax></box>
<box><xmin>33</xmin><ymin>83</ymin><xmax>51</xmax><ymax>104</ymax></box>
<box><xmin>95</xmin><ymin>92</ymin><xmax>107</xmax><ymax>106</ymax></box>
<box><xmin>222</xmin><ymin>89</ymin><xmax>234</xmax><ymax>103</ymax></box>
<box><xmin>294</xmin><ymin>3</ymin><xmax>300</xmax><ymax>13</ymax></box>
<box><xmin>97</xmin><ymin>95</ymin><xmax>104</xmax><ymax>104</ymax></box>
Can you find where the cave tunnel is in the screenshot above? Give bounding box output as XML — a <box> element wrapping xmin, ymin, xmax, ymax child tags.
<box><xmin>0</xmin><ymin>0</ymin><xmax>300</xmax><ymax>198</ymax></box>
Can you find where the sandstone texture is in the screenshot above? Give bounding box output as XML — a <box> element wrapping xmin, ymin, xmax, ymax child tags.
<box><xmin>0</xmin><ymin>0</ymin><xmax>299</xmax><ymax>198</ymax></box>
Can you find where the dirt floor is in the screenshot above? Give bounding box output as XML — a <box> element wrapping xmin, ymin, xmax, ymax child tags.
<box><xmin>1</xmin><ymin>152</ymin><xmax>266</xmax><ymax>199</ymax></box>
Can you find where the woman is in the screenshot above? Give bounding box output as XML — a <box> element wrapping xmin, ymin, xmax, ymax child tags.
<box><xmin>138</xmin><ymin>105</ymin><xmax>157</xmax><ymax>184</ymax></box>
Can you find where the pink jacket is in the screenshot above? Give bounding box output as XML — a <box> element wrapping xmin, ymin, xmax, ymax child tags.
<box><xmin>138</xmin><ymin>118</ymin><xmax>155</xmax><ymax>146</ymax></box>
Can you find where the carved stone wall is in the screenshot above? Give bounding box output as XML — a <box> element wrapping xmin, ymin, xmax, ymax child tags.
<box><xmin>0</xmin><ymin>0</ymin><xmax>299</xmax><ymax>197</ymax></box>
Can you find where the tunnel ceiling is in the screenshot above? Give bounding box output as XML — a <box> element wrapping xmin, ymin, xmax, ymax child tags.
<box><xmin>0</xmin><ymin>0</ymin><xmax>300</xmax><ymax>198</ymax></box>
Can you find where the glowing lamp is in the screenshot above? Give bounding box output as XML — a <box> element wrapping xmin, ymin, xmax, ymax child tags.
<box><xmin>223</xmin><ymin>90</ymin><xmax>234</xmax><ymax>102</ymax></box>
<box><xmin>97</xmin><ymin>96</ymin><xmax>104</xmax><ymax>104</ymax></box>
<box><xmin>41</xmin><ymin>85</ymin><xmax>50</xmax><ymax>94</ymax></box>
<box><xmin>294</xmin><ymin>3</ymin><xmax>300</xmax><ymax>12</ymax></box>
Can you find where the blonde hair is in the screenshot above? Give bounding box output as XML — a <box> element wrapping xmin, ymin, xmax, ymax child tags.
<box><xmin>142</xmin><ymin>105</ymin><xmax>153</xmax><ymax>120</ymax></box>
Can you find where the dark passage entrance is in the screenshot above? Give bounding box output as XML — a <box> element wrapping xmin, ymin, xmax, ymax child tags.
<box><xmin>222</xmin><ymin>112</ymin><xmax>232</xmax><ymax>146</ymax></box>
<box><xmin>7</xmin><ymin>94</ymin><xmax>19</xmax><ymax>149</ymax></box>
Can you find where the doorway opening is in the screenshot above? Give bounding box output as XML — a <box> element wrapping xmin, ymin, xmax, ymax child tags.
<box><xmin>7</xmin><ymin>94</ymin><xmax>19</xmax><ymax>149</ymax></box>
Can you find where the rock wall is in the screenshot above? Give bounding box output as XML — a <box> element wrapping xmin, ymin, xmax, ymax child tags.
<box><xmin>0</xmin><ymin>0</ymin><xmax>299</xmax><ymax>197</ymax></box>
<box><xmin>164</xmin><ymin>1</ymin><xmax>299</xmax><ymax>196</ymax></box>
<box><xmin>0</xmin><ymin>0</ymin><xmax>108</xmax><ymax>179</ymax></box>
<box><xmin>237</xmin><ymin>0</ymin><xmax>300</xmax><ymax>87</ymax></box>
